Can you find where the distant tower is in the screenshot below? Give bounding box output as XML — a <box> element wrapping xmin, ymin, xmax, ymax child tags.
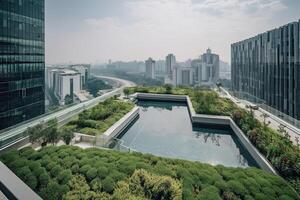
<box><xmin>145</xmin><ymin>58</ymin><xmax>156</xmax><ymax>79</ymax></box>
<box><xmin>165</xmin><ymin>54</ymin><xmax>176</xmax><ymax>84</ymax></box>
<box><xmin>201</xmin><ymin>48</ymin><xmax>219</xmax><ymax>83</ymax></box>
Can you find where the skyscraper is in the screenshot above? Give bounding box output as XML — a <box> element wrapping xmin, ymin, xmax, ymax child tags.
<box><xmin>0</xmin><ymin>0</ymin><xmax>45</xmax><ymax>129</ymax></box>
<box><xmin>201</xmin><ymin>48</ymin><xmax>219</xmax><ymax>84</ymax></box>
<box><xmin>145</xmin><ymin>57</ymin><xmax>155</xmax><ymax>79</ymax></box>
<box><xmin>231</xmin><ymin>20</ymin><xmax>300</xmax><ymax>120</ymax></box>
<box><xmin>165</xmin><ymin>54</ymin><xmax>176</xmax><ymax>84</ymax></box>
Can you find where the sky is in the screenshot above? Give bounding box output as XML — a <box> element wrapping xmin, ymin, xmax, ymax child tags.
<box><xmin>45</xmin><ymin>0</ymin><xmax>300</xmax><ymax>64</ymax></box>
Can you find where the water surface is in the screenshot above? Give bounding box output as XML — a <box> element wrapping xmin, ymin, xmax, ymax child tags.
<box><xmin>116</xmin><ymin>100</ymin><xmax>257</xmax><ymax>168</ymax></box>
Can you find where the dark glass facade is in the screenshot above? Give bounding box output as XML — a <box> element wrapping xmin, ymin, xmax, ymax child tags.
<box><xmin>0</xmin><ymin>0</ymin><xmax>45</xmax><ymax>129</ymax></box>
<box><xmin>231</xmin><ymin>20</ymin><xmax>300</xmax><ymax>120</ymax></box>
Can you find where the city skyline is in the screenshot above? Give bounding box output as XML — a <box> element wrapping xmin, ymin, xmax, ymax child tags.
<box><xmin>46</xmin><ymin>0</ymin><xmax>300</xmax><ymax>64</ymax></box>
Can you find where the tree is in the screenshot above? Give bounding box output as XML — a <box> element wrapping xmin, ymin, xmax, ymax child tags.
<box><xmin>27</xmin><ymin>123</ymin><xmax>46</xmax><ymax>146</ymax></box>
<box><xmin>164</xmin><ymin>84</ymin><xmax>173</xmax><ymax>94</ymax></box>
<box><xmin>44</xmin><ymin>119</ymin><xmax>60</xmax><ymax>146</ymax></box>
<box><xmin>27</xmin><ymin>119</ymin><xmax>59</xmax><ymax>147</ymax></box>
<box><xmin>60</xmin><ymin>126</ymin><xmax>74</xmax><ymax>145</ymax></box>
<box><xmin>123</xmin><ymin>88</ymin><xmax>130</xmax><ymax>97</ymax></box>
<box><xmin>64</xmin><ymin>94</ymin><xmax>73</xmax><ymax>105</ymax></box>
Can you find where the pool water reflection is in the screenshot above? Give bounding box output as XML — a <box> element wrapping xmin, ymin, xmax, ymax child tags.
<box><xmin>115</xmin><ymin>100</ymin><xmax>257</xmax><ymax>168</ymax></box>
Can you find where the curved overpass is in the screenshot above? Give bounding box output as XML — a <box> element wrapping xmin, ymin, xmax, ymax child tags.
<box><xmin>0</xmin><ymin>76</ymin><xmax>135</xmax><ymax>151</ymax></box>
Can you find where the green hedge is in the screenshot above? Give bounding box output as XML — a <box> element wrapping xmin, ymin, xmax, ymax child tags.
<box><xmin>66</xmin><ymin>98</ymin><xmax>134</xmax><ymax>136</ymax></box>
<box><xmin>0</xmin><ymin>146</ymin><xmax>298</xmax><ymax>200</ymax></box>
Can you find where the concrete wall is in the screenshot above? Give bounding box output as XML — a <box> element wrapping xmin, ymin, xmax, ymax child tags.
<box><xmin>136</xmin><ymin>92</ymin><xmax>277</xmax><ymax>175</ymax></box>
<box><xmin>0</xmin><ymin>161</ymin><xmax>42</xmax><ymax>200</ymax></box>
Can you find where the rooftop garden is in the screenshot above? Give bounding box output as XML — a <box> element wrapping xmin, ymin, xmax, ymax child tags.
<box><xmin>125</xmin><ymin>86</ymin><xmax>300</xmax><ymax>194</ymax></box>
<box><xmin>1</xmin><ymin>146</ymin><xmax>298</xmax><ymax>200</ymax></box>
<box><xmin>66</xmin><ymin>98</ymin><xmax>134</xmax><ymax>136</ymax></box>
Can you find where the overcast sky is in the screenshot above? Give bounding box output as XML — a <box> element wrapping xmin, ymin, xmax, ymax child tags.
<box><xmin>45</xmin><ymin>0</ymin><xmax>300</xmax><ymax>64</ymax></box>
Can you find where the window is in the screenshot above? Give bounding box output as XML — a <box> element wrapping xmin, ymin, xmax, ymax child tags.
<box><xmin>22</xmin><ymin>88</ymin><xmax>26</xmax><ymax>98</ymax></box>
<box><xmin>3</xmin><ymin>19</ymin><xmax>7</xmax><ymax>27</ymax></box>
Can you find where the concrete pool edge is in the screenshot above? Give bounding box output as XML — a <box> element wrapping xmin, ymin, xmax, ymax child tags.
<box><xmin>134</xmin><ymin>93</ymin><xmax>277</xmax><ymax>175</ymax></box>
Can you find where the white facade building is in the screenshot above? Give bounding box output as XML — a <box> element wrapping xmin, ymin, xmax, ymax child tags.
<box><xmin>70</xmin><ymin>64</ymin><xmax>91</xmax><ymax>87</ymax></box>
<box><xmin>57</xmin><ymin>70</ymin><xmax>81</xmax><ymax>105</ymax></box>
<box><xmin>145</xmin><ymin>57</ymin><xmax>156</xmax><ymax>79</ymax></box>
<box><xmin>46</xmin><ymin>67</ymin><xmax>82</xmax><ymax>105</ymax></box>
<box><xmin>172</xmin><ymin>64</ymin><xmax>194</xmax><ymax>86</ymax></box>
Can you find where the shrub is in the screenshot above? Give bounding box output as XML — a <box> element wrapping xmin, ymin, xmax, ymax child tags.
<box><xmin>32</xmin><ymin>167</ymin><xmax>45</xmax><ymax>178</ymax></box>
<box><xmin>25</xmin><ymin>174</ymin><xmax>38</xmax><ymax>190</ymax></box>
<box><xmin>71</xmin><ymin>164</ymin><xmax>80</xmax><ymax>173</ymax></box>
<box><xmin>86</xmin><ymin>168</ymin><xmax>97</xmax><ymax>181</ymax></box>
<box><xmin>90</xmin><ymin>178</ymin><xmax>102</xmax><ymax>192</ymax></box>
<box><xmin>50</xmin><ymin>165</ymin><xmax>62</xmax><ymax>178</ymax></box>
<box><xmin>102</xmin><ymin>176</ymin><xmax>115</xmax><ymax>193</ymax></box>
<box><xmin>39</xmin><ymin>180</ymin><xmax>68</xmax><ymax>200</ymax></box>
<box><xmin>197</xmin><ymin>186</ymin><xmax>221</xmax><ymax>200</ymax></box>
<box><xmin>39</xmin><ymin>172</ymin><xmax>50</xmax><ymax>187</ymax></box>
<box><xmin>79</xmin><ymin>164</ymin><xmax>91</xmax><ymax>174</ymax></box>
<box><xmin>57</xmin><ymin>169</ymin><xmax>72</xmax><ymax>185</ymax></box>
<box><xmin>97</xmin><ymin>166</ymin><xmax>109</xmax><ymax>179</ymax></box>
<box><xmin>1</xmin><ymin>146</ymin><xmax>299</xmax><ymax>200</ymax></box>
<box><xmin>227</xmin><ymin>180</ymin><xmax>247</xmax><ymax>197</ymax></box>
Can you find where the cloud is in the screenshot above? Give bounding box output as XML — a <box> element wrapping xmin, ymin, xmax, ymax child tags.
<box><xmin>46</xmin><ymin>0</ymin><xmax>288</xmax><ymax>64</ymax></box>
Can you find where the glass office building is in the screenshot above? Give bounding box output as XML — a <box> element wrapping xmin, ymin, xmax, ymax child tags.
<box><xmin>231</xmin><ymin>20</ymin><xmax>300</xmax><ymax>120</ymax></box>
<box><xmin>0</xmin><ymin>0</ymin><xmax>45</xmax><ymax>130</ymax></box>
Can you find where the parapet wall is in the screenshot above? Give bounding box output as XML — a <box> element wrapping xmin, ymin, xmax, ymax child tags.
<box><xmin>136</xmin><ymin>93</ymin><xmax>277</xmax><ymax>175</ymax></box>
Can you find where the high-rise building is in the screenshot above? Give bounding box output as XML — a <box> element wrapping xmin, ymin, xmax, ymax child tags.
<box><xmin>201</xmin><ymin>48</ymin><xmax>219</xmax><ymax>84</ymax></box>
<box><xmin>0</xmin><ymin>0</ymin><xmax>45</xmax><ymax>129</ymax></box>
<box><xmin>145</xmin><ymin>57</ymin><xmax>155</xmax><ymax>79</ymax></box>
<box><xmin>70</xmin><ymin>64</ymin><xmax>91</xmax><ymax>86</ymax></box>
<box><xmin>172</xmin><ymin>64</ymin><xmax>194</xmax><ymax>86</ymax></box>
<box><xmin>165</xmin><ymin>54</ymin><xmax>176</xmax><ymax>84</ymax></box>
<box><xmin>191</xmin><ymin>58</ymin><xmax>202</xmax><ymax>84</ymax></box>
<box><xmin>231</xmin><ymin>20</ymin><xmax>300</xmax><ymax>120</ymax></box>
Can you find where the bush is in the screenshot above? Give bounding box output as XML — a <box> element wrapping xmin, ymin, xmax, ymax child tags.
<box><xmin>57</xmin><ymin>170</ymin><xmax>72</xmax><ymax>185</ymax></box>
<box><xmin>102</xmin><ymin>176</ymin><xmax>115</xmax><ymax>193</ymax></box>
<box><xmin>50</xmin><ymin>165</ymin><xmax>62</xmax><ymax>178</ymax></box>
<box><xmin>39</xmin><ymin>180</ymin><xmax>68</xmax><ymax>200</ymax></box>
<box><xmin>227</xmin><ymin>180</ymin><xmax>247</xmax><ymax>197</ymax></box>
<box><xmin>79</xmin><ymin>164</ymin><xmax>91</xmax><ymax>175</ymax></box>
<box><xmin>197</xmin><ymin>186</ymin><xmax>221</xmax><ymax>200</ymax></box>
<box><xmin>90</xmin><ymin>178</ymin><xmax>102</xmax><ymax>192</ymax></box>
<box><xmin>1</xmin><ymin>146</ymin><xmax>299</xmax><ymax>200</ymax></box>
<box><xmin>97</xmin><ymin>166</ymin><xmax>109</xmax><ymax>179</ymax></box>
<box><xmin>86</xmin><ymin>168</ymin><xmax>97</xmax><ymax>181</ymax></box>
<box><xmin>39</xmin><ymin>173</ymin><xmax>50</xmax><ymax>187</ymax></box>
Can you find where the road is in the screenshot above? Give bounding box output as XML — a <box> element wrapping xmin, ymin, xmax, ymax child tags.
<box><xmin>0</xmin><ymin>76</ymin><xmax>135</xmax><ymax>151</ymax></box>
<box><xmin>219</xmin><ymin>87</ymin><xmax>300</xmax><ymax>145</ymax></box>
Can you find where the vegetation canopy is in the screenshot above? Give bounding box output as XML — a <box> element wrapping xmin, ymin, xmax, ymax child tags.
<box><xmin>1</xmin><ymin>146</ymin><xmax>298</xmax><ymax>200</ymax></box>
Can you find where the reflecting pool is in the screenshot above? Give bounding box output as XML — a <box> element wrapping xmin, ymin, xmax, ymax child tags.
<box><xmin>115</xmin><ymin>100</ymin><xmax>257</xmax><ymax>168</ymax></box>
